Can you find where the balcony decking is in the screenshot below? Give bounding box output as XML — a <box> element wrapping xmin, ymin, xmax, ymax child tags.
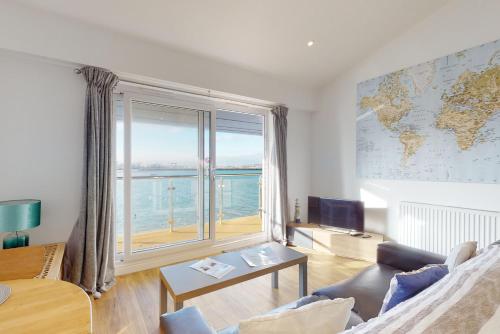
<box><xmin>117</xmin><ymin>215</ymin><xmax>262</xmax><ymax>251</ymax></box>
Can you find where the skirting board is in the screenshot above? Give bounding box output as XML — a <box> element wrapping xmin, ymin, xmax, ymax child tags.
<box><xmin>115</xmin><ymin>234</ymin><xmax>268</xmax><ymax>276</ymax></box>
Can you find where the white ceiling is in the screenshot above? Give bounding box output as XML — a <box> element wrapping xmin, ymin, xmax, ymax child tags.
<box><xmin>13</xmin><ymin>0</ymin><xmax>449</xmax><ymax>87</ymax></box>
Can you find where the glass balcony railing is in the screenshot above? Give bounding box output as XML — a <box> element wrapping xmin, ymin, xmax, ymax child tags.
<box><xmin>115</xmin><ymin>171</ymin><xmax>263</xmax><ymax>252</ymax></box>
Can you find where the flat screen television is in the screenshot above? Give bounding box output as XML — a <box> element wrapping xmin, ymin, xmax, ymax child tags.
<box><xmin>308</xmin><ymin>196</ymin><xmax>364</xmax><ymax>232</ymax></box>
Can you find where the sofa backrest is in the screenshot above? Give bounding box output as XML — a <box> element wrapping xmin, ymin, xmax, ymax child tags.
<box><xmin>377</xmin><ymin>241</ymin><xmax>446</xmax><ymax>272</ymax></box>
<box><xmin>345</xmin><ymin>244</ymin><xmax>500</xmax><ymax>333</ymax></box>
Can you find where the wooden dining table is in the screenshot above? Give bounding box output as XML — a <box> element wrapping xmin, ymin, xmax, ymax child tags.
<box><xmin>0</xmin><ymin>278</ymin><xmax>92</xmax><ymax>333</ymax></box>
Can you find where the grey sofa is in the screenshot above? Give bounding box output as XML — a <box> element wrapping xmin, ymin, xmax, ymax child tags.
<box><xmin>160</xmin><ymin>242</ymin><xmax>446</xmax><ymax>333</ymax></box>
<box><xmin>313</xmin><ymin>241</ymin><xmax>445</xmax><ymax>321</ymax></box>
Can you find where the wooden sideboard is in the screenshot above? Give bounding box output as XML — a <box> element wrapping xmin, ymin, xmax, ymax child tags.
<box><xmin>0</xmin><ymin>243</ymin><xmax>65</xmax><ymax>281</ymax></box>
<box><xmin>287</xmin><ymin>223</ymin><xmax>383</xmax><ymax>262</ymax></box>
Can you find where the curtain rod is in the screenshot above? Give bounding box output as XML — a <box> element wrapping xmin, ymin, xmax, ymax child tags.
<box><xmin>74</xmin><ymin>67</ymin><xmax>280</xmax><ymax>111</ymax></box>
<box><xmin>120</xmin><ymin>79</ymin><xmax>275</xmax><ymax>111</ymax></box>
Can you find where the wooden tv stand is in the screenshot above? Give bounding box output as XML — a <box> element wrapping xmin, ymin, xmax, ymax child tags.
<box><xmin>287</xmin><ymin>223</ymin><xmax>383</xmax><ymax>262</ymax></box>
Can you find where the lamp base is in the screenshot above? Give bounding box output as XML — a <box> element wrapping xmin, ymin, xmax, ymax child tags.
<box><xmin>2</xmin><ymin>231</ymin><xmax>30</xmax><ymax>249</ymax></box>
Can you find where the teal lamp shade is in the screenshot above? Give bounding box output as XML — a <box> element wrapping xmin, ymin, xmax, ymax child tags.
<box><xmin>0</xmin><ymin>200</ymin><xmax>41</xmax><ymax>249</ymax></box>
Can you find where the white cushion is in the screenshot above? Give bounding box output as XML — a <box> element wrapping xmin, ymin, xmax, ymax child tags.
<box><xmin>239</xmin><ymin>297</ymin><xmax>355</xmax><ymax>334</ymax></box>
<box><xmin>379</xmin><ymin>274</ymin><xmax>398</xmax><ymax>315</ymax></box>
<box><xmin>445</xmin><ymin>241</ymin><xmax>477</xmax><ymax>271</ymax></box>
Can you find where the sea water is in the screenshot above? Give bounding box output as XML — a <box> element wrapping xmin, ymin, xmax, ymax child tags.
<box><xmin>115</xmin><ymin>169</ymin><xmax>262</xmax><ymax>235</ymax></box>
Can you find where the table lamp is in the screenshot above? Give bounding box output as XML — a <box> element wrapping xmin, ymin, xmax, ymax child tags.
<box><xmin>0</xmin><ymin>199</ymin><xmax>41</xmax><ymax>249</ymax></box>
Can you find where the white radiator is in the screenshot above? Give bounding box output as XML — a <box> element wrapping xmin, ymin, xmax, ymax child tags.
<box><xmin>399</xmin><ymin>202</ymin><xmax>500</xmax><ymax>256</ymax></box>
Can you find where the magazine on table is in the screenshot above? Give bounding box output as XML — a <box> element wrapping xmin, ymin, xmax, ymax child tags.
<box><xmin>190</xmin><ymin>258</ymin><xmax>235</xmax><ymax>279</ymax></box>
<box><xmin>240</xmin><ymin>246</ymin><xmax>282</xmax><ymax>267</ymax></box>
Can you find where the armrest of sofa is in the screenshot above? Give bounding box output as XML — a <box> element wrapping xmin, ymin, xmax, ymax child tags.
<box><xmin>377</xmin><ymin>241</ymin><xmax>446</xmax><ymax>272</ymax></box>
<box><xmin>160</xmin><ymin>306</ymin><xmax>216</xmax><ymax>334</ymax></box>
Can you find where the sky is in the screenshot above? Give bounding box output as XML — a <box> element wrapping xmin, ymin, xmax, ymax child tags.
<box><xmin>116</xmin><ymin>120</ymin><xmax>263</xmax><ymax>168</ymax></box>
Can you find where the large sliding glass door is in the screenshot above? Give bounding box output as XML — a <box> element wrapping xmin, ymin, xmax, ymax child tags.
<box><xmin>115</xmin><ymin>86</ymin><xmax>267</xmax><ymax>260</ymax></box>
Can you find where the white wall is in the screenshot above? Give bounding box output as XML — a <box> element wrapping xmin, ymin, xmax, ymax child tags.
<box><xmin>0</xmin><ymin>51</ymin><xmax>85</xmax><ymax>244</ymax></box>
<box><xmin>287</xmin><ymin>109</ymin><xmax>312</xmax><ymax>221</ymax></box>
<box><xmin>311</xmin><ymin>0</ymin><xmax>500</xmax><ymax>240</ymax></box>
<box><xmin>0</xmin><ymin>1</ymin><xmax>316</xmax><ymax>112</ymax></box>
<box><xmin>0</xmin><ymin>3</ymin><xmax>314</xmax><ymax>245</ymax></box>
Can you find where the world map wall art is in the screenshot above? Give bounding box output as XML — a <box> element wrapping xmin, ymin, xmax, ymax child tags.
<box><xmin>356</xmin><ymin>39</ymin><xmax>500</xmax><ymax>183</ymax></box>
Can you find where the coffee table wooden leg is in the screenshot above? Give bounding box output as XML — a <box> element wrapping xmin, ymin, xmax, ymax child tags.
<box><xmin>160</xmin><ymin>283</ymin><xmax>168</xmax><ymax>316</ymax></box>
<box><xmin>174</xmin><ymin>301</ymin><xmax>184</xmax><ymax>311</ymax></box>
<box><xmin>272</xmin><ymin>271</ymin><xmax>279</xmax><ymax>289</ymax></box>
<box><xmin>299</xmin><ymin>262</ymin><xmax>307</xmax><ymax>297</ymax></box>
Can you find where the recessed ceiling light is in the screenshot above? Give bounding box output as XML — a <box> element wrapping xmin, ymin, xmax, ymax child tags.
<box><xmin>307</xmin><ymin>41</ymin><xmax>314</xmax><ymax>47</ymax></box>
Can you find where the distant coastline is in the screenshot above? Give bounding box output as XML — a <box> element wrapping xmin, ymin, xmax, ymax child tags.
<box><xmin>116</xmin><ymin>165</ymin><xmax>262</xmax><ymax>171</ymax></box>
<box><xmin>116</xmin><ymin>167</ymin><xmax>262</xmax><ymax>178</ymax></box>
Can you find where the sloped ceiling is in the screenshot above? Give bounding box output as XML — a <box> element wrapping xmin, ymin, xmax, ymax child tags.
<box><xmin>13</xmin><ymin>0</ymin><xmax>449</xmax><ymax>87</ymax></box>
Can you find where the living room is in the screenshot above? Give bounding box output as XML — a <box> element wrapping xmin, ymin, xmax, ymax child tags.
<box><xmin>0</xmin><ymin>0</ymin><xmax>499</xmax><ymax>333</ymax></box>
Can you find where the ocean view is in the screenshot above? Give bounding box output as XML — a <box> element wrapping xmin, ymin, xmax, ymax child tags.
<box><xmin>115</xmin><ymin>168</ymin><xmax>262</xmax><ymax>235</ymax></box>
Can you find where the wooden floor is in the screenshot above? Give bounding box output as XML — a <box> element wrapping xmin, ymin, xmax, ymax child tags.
<box><xmin>117</xmin><ymin>215</ymin><xmax>262</xmax><ymax>251</ymax></box>
<box><xmin>92</xmin><ymin>247</ymin><xmax>371</xmax><ymax>334</ymax></box>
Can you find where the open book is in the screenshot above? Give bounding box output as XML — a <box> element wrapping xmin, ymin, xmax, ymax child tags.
<box><xmin>190</xmin><ymin>258</ymin><xmax>235</xmax><ymax>279</ymax></box>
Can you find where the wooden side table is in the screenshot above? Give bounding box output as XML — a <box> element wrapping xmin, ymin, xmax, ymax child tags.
<box><xmin>0</xmin><ymin>279</ymin><xmax>92</xmax><ymax>333</ymax></box>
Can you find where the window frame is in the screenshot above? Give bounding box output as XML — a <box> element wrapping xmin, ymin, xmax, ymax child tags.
<box><xmin>114</xmin><ymin>82</ymin><xmax>271</xmax><ymax>264</ymax></box>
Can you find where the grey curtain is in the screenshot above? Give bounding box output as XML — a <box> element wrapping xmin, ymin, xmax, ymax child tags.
<box><xmin>270</xmin><ymin>105</ymin><xmax>290</xmax><ymax>242</ymax></box>
<box><xmin>64</xmin><ymin>66</ymin><xmax>119</xmax><ymax>297</ymax></box>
